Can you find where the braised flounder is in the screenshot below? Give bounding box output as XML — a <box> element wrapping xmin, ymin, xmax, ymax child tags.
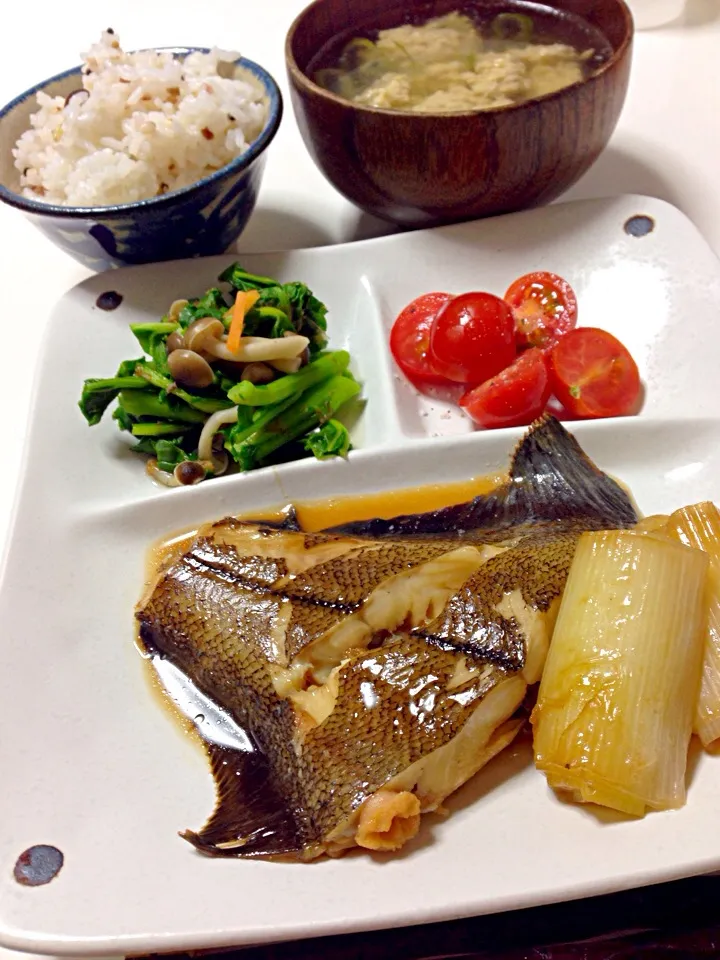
<box><xmin>136</xmin><ymin>417</ymin><xmax>637</xmax><ymax>860</ymax></box>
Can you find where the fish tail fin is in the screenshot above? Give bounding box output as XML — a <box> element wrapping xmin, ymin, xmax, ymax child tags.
<box><xmin>180</xmin><ymin>744</ymin><xmax>303</xmax><ymax>860</ymax></box>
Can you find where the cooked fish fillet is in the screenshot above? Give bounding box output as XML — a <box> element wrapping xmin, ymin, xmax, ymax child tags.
<box><xmin>136</xmin><ymin>416</ymin><xmax>638</xmax><ymax>860</ymax></box>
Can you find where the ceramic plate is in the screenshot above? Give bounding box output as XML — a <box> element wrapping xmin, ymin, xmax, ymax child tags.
<box><xmin>1</xmin><ymin>196</ymin><xmax>720</xmax><ymax>956</ymax></box>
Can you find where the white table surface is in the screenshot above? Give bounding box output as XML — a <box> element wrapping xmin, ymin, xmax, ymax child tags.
<box><xmin>0</xmin><ymin>2</ymin><xmax>719</xmax><ymax>956</ymax></box>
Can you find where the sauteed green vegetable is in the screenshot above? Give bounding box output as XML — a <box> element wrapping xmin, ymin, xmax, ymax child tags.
<box><xmin>79</xmin><ymin>264</ymin><xmax>361</xmax><ymax>485</ymax></box>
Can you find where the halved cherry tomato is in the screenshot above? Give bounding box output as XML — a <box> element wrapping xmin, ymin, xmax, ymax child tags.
<box><xmin>390</xmin><ymin>292</ymin><xmax>454</xmax><ymax>385</ymax></box>
<box><xmin>504</xmin><ymin>271</ymin><xmax>578</xmax><ymax>351</ymax></box>
<box><xmin>548</xmin><ymin>328</ymin><xmax>641</xmax><ymax>418</ymax></box>
<box><xmin>429</xmin><ymin>292</ymin><xmax>516</xmax><ymax>384</ymax></box>
<box><xmin>460</xmin><ymin>348</ymin><xmax>550</xmax><ymax>429</ymax></box>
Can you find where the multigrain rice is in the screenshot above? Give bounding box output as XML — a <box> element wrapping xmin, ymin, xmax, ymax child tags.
<box><xmin>13</xmin><ymin>31</ymin><xmax>270</xmax><ymax>207</ymax></box>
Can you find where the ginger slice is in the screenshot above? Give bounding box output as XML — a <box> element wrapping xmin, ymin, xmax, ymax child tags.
<box><xmin>355</xmin><ymin>790</ymin><xmax>421</xmax><ymax>851</ymax></box>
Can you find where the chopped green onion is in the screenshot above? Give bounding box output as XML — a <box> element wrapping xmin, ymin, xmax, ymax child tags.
<box><xmin>491</xmin><ymin>12</ymin><xmax>534</xmax><ymax>41</ymax></box>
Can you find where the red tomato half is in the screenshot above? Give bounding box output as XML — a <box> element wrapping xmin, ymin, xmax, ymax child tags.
<box><xmin>549</xmin><ymin>327</ymin><xmax>641</xmax><ymax>418</ymax></box>
<box><xmin>504</xmin><ymin>271</ymin><xmax>578</xmax><ymax>351</ymax></box>
<box><xmin>390</xmin><ymin>292</ymin><xmax>453</xmax><ymax>385</ymax></box>
<box><xmin>429</xmin><ymin>292</ymin><xmax>516</xmax><ymax>384</ymax></box>
<box><xmin>460</xmin><ymin>348</ymin><xmax>551</xmax><ymax>429</ymax></box>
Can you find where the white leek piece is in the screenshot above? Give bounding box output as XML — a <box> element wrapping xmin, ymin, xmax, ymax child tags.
<box><xmin>667</xmin><ymin>501</ymin><xmax>720</xmax><ymax>747</ymax></box>
<box><xmin>532</xmin><ymin>530</ymin><xmax>707</xmax><ymax>816</ymax></box>
<box><xmin>633</xmin><ymin>514</ymin><xmax>671</xmax><ymax>537</ymax></box>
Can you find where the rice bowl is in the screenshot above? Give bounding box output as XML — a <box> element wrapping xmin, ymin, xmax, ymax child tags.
<box><xmin>13</xmin><ymin>31</ymin><xmax>271</xmax><ymax>207</ymax></box>
<box><xmin>0</xmin><ymin>41</ymin><xmax>282</xmax><ymax>268</ymax></box>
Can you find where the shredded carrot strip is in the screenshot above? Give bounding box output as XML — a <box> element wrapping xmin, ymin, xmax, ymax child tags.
<box><xmin>227</xmin><ymin>289</ymin><xmax>260</xmax><ymax>355</ymax></box>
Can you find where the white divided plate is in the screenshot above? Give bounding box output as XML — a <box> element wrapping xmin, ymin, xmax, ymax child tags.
<box><xmin>1</xmin><ymin>195</ymin><xmax>720</xmax><ymax>956</ymax></box>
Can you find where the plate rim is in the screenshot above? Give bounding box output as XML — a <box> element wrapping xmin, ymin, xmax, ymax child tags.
<box><xmin>2</xmin><ymin>194</ymin><xmax>720</xmax><ymax>956</ymax></box>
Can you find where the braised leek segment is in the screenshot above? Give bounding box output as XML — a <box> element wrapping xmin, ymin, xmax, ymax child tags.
<box><xmin>532</xmin><ymin>531</ymin><xmax>707</xmax><ymax>817</ymax></box>
<box><xmin>632</xmin><ymin>514</ymin><xmax>671</xmax><ymax>537</ymax></box>
<box><xmin>666</xmin><ymin>501</ymin><xmax>720</xmax><ymax>747</ymax></box>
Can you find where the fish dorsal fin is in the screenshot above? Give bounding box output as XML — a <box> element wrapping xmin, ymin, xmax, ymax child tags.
<box><xmin>276</xmin><ymin>505</ymin><xmax>301</xmax><ymax>531</ymax></box>
<box><xmin>326</xmin><ymin>417</ymin><xmax>637</xmax><ymax>539</ymax></box>
<box><xmin>225</xmin><ymin>505</ymin><xmax>301</xmax><ymax>532</ymax></box>
<box><xmin>504</xmin><ymin>415</ymin><xmax>638</xmax><ymax>528</ymax></box>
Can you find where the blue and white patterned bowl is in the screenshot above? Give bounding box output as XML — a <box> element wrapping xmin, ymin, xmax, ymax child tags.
<box><xmin>0</xmin><ymin>48</ymin><xmax>283</xmax><ymax>270</ymax></box>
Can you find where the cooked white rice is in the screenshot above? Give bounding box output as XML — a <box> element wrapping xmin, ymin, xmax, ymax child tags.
<box><xmin>13</xmin><ymin>31</ymin><xmax>270</xmax><ymax>207</ymax></box>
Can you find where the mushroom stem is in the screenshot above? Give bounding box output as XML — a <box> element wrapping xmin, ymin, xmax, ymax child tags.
<box><xmin>197</xmin><ymin>407</ymin><xmax>239</xmax><ymax>463</ymax></box>
<box><xmin>206</xmin><ymin>334</ymin><xmax>309</xmax><ymax>363</ymax></box>
<box><xmin>269</xmin><ymin>356</ymin><xmax>303</xmax><ymax>374</ymax></box>
<box><xmin>146</xmin><ymin>459</ymin><xmax>181</xmax><ymax>487</ymax></box>
<box><xmin>167</xmin><ymin>298</ymin><xmax>189</xmax><ymax>321</ymax></box>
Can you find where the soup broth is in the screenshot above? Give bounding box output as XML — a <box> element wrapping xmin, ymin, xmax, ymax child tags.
<box><xmin>311</xmin><ymin>3</ymin><xmax>612</xmax><ymax>113</ymax></box>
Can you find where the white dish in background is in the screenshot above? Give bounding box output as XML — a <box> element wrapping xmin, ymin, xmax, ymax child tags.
<box><xmin>626</xmin><ymin>0</ymin><xmax>684</xmax><ymax>29</ymax></box>
<box><xmin>1</xmin><ymin>195</ymin><xmax>720</xmax><ymax>956</ymax></box>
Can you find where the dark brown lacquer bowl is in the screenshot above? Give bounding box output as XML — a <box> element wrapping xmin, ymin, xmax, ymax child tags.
<box><xmin>285</xmin><ymin>0</ymin><xmax>633</xmax><ymax>227</ymax></box>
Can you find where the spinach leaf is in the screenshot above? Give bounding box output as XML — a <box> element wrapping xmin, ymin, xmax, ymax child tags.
<box><xmin>131</xmin><ymin>422</ymin><xmax>194</xmax><ymax>438</ymax></box>
<box><xmin>130</xmin><ymin>437</ymin><xmax>157</xmax><ymax>456</ymax></box>
<box><xmin>219</xmin><ymin>264</ymin><xmax>279</xmax><ymax>291</ymax></box>
<box><xmin>271</xmin><ymin>313</ymin><xmax>296</xmax><ymax>339</ymax></box>
<box><xmin>303</xmin><ymin>419</ymin><xmax>352</xmax><ymax>460</ymax></box>
<box><xmin>227</xmin><ymin>351</ymin><xmax>348</xmax><ymax>407</ymax></box>
<box><xmin>176</xmin><ymin>288</ymin><xmax>229</xmax><ymax>329</ymax></box>
<box><xmin>79</xmin><ymin>375</ymin><xmax>149</xmax><ymax>426</ymax></box>
<box><xmin>116</xmin><ymin>357</ymin><xmax>145</xmax><ymax>377</ymax></box>
<box><xmin>130</xmin><ymin>322</ymin><xmax>178</xmax><ymax>373</ymax></box>
<box><xmin>154</xmin><ymin>439</ymin><xmax>197</xmax><ymax>472</ymax></box>
<box><xmin>283</xmin><ymin>281</ymin><xmax>328</xmax><ymax>351</ymax></box>
<box><xmin>134</xmin><ymin>362</ymin><xmax>233</xmax><ymax>414</ymax></box>
<box><xmin>242</xmin><ymin>304</ymin><xmax>292</xmax><ymax>338</ymax></box>
<box><xmin>112</xmin><ymin>404</ymin><xmax>135</xmax><ymax>432</ymax></box>
<box><xmin>219</xmin><ymin>265</ymin><xmax>328</xmax><ymax>349</ymax></box>
<box><xmin>130</xmin><ymin>437</ymin><xmax>197</xmax><ymax>472</ymax></box>
<box><xmin>227</xmin><ymin>375</ymin><xmax>359</xmax><ymax>471</ymax></box>
<box><xmin>118</xmin><ymin>390</ymin><xmax>207</xmax><ymax>423</ymax></box>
